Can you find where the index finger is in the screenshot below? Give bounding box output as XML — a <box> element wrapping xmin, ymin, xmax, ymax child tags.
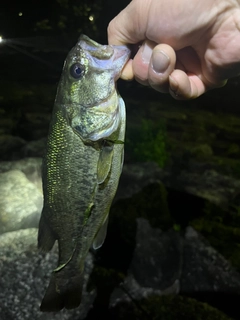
<box><xmin>107</xmin><ymin>1</ymin><xmax>149</xmax><ymax>46</ymax></box>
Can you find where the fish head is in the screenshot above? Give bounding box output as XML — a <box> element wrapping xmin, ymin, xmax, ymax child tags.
<box><xmin>56</xmin><ymin>35</ymin><xmax>130</xmax><ymax>107</ymax></box>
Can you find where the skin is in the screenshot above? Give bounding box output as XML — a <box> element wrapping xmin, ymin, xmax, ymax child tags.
<box><xmin>108</xmin><ymin>0</ymin><xmax>240</xmax><ymax>99</ymax></box>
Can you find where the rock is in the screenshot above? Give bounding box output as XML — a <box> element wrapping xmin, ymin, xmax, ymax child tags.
<box><xmin>221</xmin><ymin>127</ymin><xmax>240</xmax><ymax>142</ymax></box>
<box><xmin>110</xmin><ymin>218</ymin><xmax>181</xmax><ymax>306</ymax></box>
<box><xmin>129</xmin><ymin>218</ymin><xmax>181</xmax><ymax>291</ymax></box>
<box><xmin>0</xmin><ymin>134</ymin><xmax>26</xmax><ymax>160</ymax></box>
<box><xmin>0</xmin><ymin>228</ymin><xmax>95</xmax><ymax>320</ymax></box>
<box><xmin>227</xmin><ymin>143</ymin><xmax>240</xmax><ymax>156</ymax></box>
<box><xmin>0</xmin><ymin>134</ymin><xmax>46</xmax><ymax>161</ymax></box>
<box><xmin>116</xmin><ymin>162</ymin><xmax>165</xmax><ymax>201</ymax></box>
<box><xmin>0</xmin><ymin>117</ymin><xmax>15</xmax><ymax>135</ymax></box>
<box><xmin>0</xmin><ymin>157</ymin><xmax>239</xmax><ymax>216</ymax></box>
<box><xmin>0</xmin><ymin>157</ymin><xmax>42</xmax><ymax>190</ymax></box>
<box><xmin>109</xmin><ymin>294</ymin><xmax>233</xmax><ymax>320</ymax></box>
<box><xmin>181</xmin><ymin>226</ymin><xmax>240</xmax><ymax>294</ymax></box>
<box><xmin>174</xmin><ymin>169</ymin><xmax>240</xmax><ymax>206</ymax></box>
<box><xmin>16</xmin><ymin>111</ymin><xmax>50</xmax><ymax>140</ymax></box>
<box><xmin>0</xmin><ymin>170</ymin><xmax>43</xmax><ymax>234</ymax></box>
<box><xmin>118</xmin><ymin>162</ymin><xmax>240</xmax><ymax>206</ymax></box>
<box><xmin>110</xmin><ymin>219</ymin><xmax>240</xmax><ymax>319</ymax></box>
<box><xmin>21</xmin><ymin>138</ymin><xmax>47</xmax><ymax>158</ymax></box>
<box><xmin>190</xmin><ymin>143</ymin><xmax>213</xmax><ymax>158</ymax></box>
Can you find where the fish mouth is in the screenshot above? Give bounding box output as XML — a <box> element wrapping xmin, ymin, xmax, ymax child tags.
<box><xmin>111</xmin><ymin>44</ymin><xmax>130</xmax><ymax>72</ymax></box>
<box><xmin>79</xmin><ymin>35</ymin><xmax>114</xmax><ymax>60</ymax></box>
<box><xmin>112</xmin><ymin>45</ymin><xmax>130</xmax><ymax>62</ymax></box>
<box><xmin>78</xmin><ymin>34</ymin><xmax>131</xmax><ymax>76</ymax></box>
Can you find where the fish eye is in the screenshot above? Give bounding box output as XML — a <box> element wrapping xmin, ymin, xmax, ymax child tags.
<box><xmin>70</xmin><ymin>63</ymin><xmax>85</xmax><ymax>79</ymax></box>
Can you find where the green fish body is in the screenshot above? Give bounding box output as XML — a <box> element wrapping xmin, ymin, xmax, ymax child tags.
<box><xmin>38</xmin><ymin>35</ymin><xmax>130</xmax><ymax>312</ymax></box>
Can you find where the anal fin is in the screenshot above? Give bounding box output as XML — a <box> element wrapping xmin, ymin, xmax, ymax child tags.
<box><xmin>38</xmin><ymin>213</ymin><xmax>56</xmax><ymax>252</ymax></box>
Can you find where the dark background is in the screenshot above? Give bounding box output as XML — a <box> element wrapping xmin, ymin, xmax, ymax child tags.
<box><xmin>0</xmin><ymin>0</ymin><xmax>131</xmax><ymax>84</ymax></box>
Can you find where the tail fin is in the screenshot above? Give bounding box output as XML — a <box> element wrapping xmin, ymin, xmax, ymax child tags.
<box><xmin>40</xmin><ymin>271</ymin><xmax>83</xmax><ymax>312</ymax></box>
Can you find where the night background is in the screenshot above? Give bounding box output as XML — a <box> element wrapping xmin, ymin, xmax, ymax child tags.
<box><xmin>1</xmin><ymin>1</ymin><xmax>240</xmax><ymax>320</ymax></box>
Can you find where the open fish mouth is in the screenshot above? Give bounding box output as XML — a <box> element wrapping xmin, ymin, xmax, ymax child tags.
<box><xmin>78</xmin><ymin>35</ymin><xmax>130</xmax><ymax>73</ymax></box>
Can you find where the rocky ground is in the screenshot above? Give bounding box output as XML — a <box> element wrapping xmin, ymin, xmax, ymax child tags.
<box><xmin>0</xmin><ymin>158</ymin><xmax>240</xmax><ymax>319</ymax></box>
<box><xmin>1</xmin><ymin>69</ymin><xmax>240</xmax><ymax>318</ymax></box>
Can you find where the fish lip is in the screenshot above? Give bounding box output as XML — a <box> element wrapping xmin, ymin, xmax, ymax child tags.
<box><xmin>78</xmin><ymin>34</ymin><xmax>130</xmax><ymax>75</ymax></box>
<box><xmin>111</xmin><ymin>45</ymin><xmax>131</xmax><ymax>63</ymax></box>
<box><xmin>79</xmin><ymin>34</ymin><xmax>130</xmax><ymax>61</ymax></box>
<box><xmin>79</xmin><ymin>34</ymin><xmax>102</xmax><ymax>49</ymax></box>
<box><xmin>79</xmin><ymin>34</ymin><xmax>114</xmax><ymax>60</ymax></box>
<box><xmin>111</xmin><ymin>45</ymin><xmax>131</xmax><ymax>78</ymax></box>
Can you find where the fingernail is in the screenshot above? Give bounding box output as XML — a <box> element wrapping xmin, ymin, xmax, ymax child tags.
<box><xmin>141</xmin><ymin>42</ymin><xmax>152</xmax><ymax>64</ymax></box>
<box><xmin>152</xmin><ymin>50</ymin><xmax>170</xmax><ymax>73</ymax></box>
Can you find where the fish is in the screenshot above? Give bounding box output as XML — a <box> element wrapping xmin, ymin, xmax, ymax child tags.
<box><xmin>38</xmin><ymin>35</ymin><xmax>130</xmax><ymax>312</ymax></box>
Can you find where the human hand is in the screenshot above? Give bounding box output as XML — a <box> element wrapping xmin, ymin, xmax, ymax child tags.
<box><xmin>108</xmin><ymin>0</ymin><xmax>240</xmax><ymax>99</ymax></box>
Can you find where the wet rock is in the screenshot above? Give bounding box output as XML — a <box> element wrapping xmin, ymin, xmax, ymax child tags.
<box><xmin>0</xmin><ymin>157</ymin><xmax>42</xmax><ymax>190</ymax></box>
<box><xmin>173</xmin><ymin>169</ymin><xmax>240</xmax><ymax>206</ymax></box>
<box><xmin>21</xmin><ymin>138</ymin><xmax>47</xmax><ymax>158</ymax></box>
<box><xmin>181</xmin><ymin>226</ymin><xmax>240</xmax><ymax>294</ymax></box>
<box><xmin>0</xmin><ymin>157</ymin><xmax>239</xmax><ymax>213</ymax></box>
<box><xmin>227</xmin><ymin>143</ymin><xmax>240</xmax><ymax>156</ymax></box>
<box><xmin>0</xmin><ymin>132</ymin><xmax>46</xmax><ymax>160</ymax></box>
<box><xmin>110</xmin><ymin>220</ymin><xmax>240</xmax><ymax>318</ymax></box>
<box><xmin>0</xmin><ymin>117</ymin><xmax>15</xmax><ymax>135</ymax></box>
<box><xmin>0</xmin><ymin>228</ymin><xmax>95</xmax><ymax>320</ymax></box>
<box><xmin>118</xmin><ymin>162</ymin><xmax>240</xmax><ymax>206</ymax></box>
<box><xmin>0</xmin><ymin>170</ymin><xmax>43</xmax><ymax>234</ymax></box>
<box><xmin>109</xmin><ymin>294</ymin><xmax>233</xmax><ymax>320</ymax></box>
<box><xmin>116</xmin><ymin>162</ymin><xmax>164</xmax><ymax>201</ymax></box>
<box><xmin>129</xmin><ymin>218</ymin><xmax>182</xmax><ymax>291</ymax></box>
<box><xmin>190</xmin><ymin>143</ymin><xmax>213</xmax><ymax>158</ymax></box>
<box><xmin>15</xmin><ymin>110</ymin><xmax>50</xmax><ymax>140</ymax></box>
<box><xmin>0</xmin><ymin>134</ymin><xmax>26</xmax><ymax>160</ymax></box>
<box><xmin>110</xmin><ymin>218</ymin><xmax>181</xmax><ymax>306</ymax></box>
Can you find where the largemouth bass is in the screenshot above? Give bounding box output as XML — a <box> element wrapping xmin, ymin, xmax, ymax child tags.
<box><xmin>38</xmin><ymin>35</ymin><xmax>130</xmax><ymax>312</ymax></box>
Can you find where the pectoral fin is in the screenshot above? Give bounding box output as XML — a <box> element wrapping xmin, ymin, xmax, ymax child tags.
<box><xmin>92</xmin><ymin>215</ymin><xmax>109</xmax><ymax>250</ymax></box>
<box><xmin>97</xmin><ymin>144</ymin><xmax>114</xmax><ymax>184</ymax></box>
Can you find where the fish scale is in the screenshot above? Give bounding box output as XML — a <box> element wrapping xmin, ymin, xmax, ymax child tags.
<box><xmin>38</xmin><ymin>35</ymin><xmax>130</xmax><ymax>311</ymax></box>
